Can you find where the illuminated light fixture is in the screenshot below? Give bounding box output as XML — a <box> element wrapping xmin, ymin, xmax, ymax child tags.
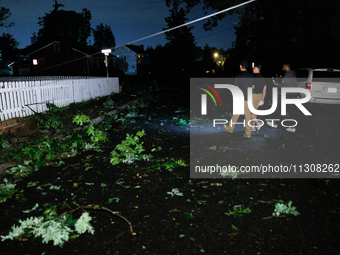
<box><xmin>101</xmin><ymin>49</ymin><xmax>112</xmax><ymax>77</ymax></box>
<box><xmin>33</xmin><ymin>59</ymin><xmax>38</xmax><ymax>65</ymax></box>
<box><xmin>101</xmin><ymin>49</ymin><xmax>112</xmax><ymax>56</ymax></box>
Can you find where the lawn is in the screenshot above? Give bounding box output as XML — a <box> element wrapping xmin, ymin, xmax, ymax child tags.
<box><xmin>0</xmin><ymin>87</ymin><xmax>340</xmax><ymax>254</ymax></box>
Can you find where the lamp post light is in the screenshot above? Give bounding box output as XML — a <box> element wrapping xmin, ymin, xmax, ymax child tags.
<box><xmin>33</xmin><ymin>59</ymin><xmax>38</xmax><ymax>76</ymax></box>
<box><xmin>101</xmin><ymin>49</ymin><xmax>112</xmax><ymax>78</ymax></box>
<box><xmin>213</xmin><ymin>52</ymin><xmax>224</xmax><ymax>70</ymax></box>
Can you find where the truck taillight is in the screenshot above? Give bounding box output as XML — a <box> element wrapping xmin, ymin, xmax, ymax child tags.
<box><xmin>305</xmin><ymin>82</ymin><xmax>313</xmax><ymax>91</ymax></box>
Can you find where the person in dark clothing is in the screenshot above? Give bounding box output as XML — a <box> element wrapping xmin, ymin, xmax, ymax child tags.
<box><xmin>269</xmin><ymin>62</ymin><xmax>298</xmax><ymax>132</ymax></box>
<box><xmin>251</xmin><ymin>64</ymin><xmax>266</xmax><ymax>133</ymax></box>
<box><xmin>223</xmin><ymin>60</ymin><xmax>253</xmax><ymax>138</ymax></box>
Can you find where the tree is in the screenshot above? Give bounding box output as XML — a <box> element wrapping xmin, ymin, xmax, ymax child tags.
<box><xmin>32</xmin><ymin>3</ymin><xmax>92</xmax><ymax>47</ymax></box>
<box><xmin>92</xmin><ymin>23</ymin><xmax>116</xmax><ymax>50</ymax></box>
<box><xmin>165</xmin><ymin>0</ymin><xmax>241</xmax><ymax>30</ymax></box>
<box><xmin>0</xmin><ymin>33</ymin><xmax>19</xmax><ymax>72</ymax></box>
<box><xmin>164</xmin><ymin>2</ymin><xmax>197</xmax><ymax>74</ymax></box>
<box><xmin>202</xmin><ymin>45</ymin><xmax>216</xmax><ymax>70</ymax></box>
<box><xmin>230</xmin><ymin>0</ymin><xmax>340</xmax><ymax>73</ymax></box>
<box><xmin>0</xmin><ymin>6</ymin><xmax>14</xmax><ymax>27</ymax></box>
<box><xmin>195</xmin><ymin>44</ymin><xmax>217</xmax><ymax>74</ymax></box>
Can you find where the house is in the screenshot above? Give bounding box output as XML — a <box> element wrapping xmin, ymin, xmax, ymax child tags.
<box><xmin>24</xmin><ymin>40</ymin><xmax>91</xmax><ymax>76</ymax></box>
<box><xmin>22</xmin><ymin>39</ymin><xmax>118</xmax><ymax>77</ymax></box>
<box><xmin>112</xmin><ymin>45</ymin><xmax>149</xmax><ymax>75</ymax></box>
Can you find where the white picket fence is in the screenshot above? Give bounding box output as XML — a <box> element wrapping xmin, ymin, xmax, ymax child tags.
<box><xmin>0</xmin><ymin>76</ymin><xmax>100</xmax><ymax>81</ymax></box>
<box><xmin>0</xmin><ymin>77</ymin><xmax>119</xmax><ymax>121</ymax></box>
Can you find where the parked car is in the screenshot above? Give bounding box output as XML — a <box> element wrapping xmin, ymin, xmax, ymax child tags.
<box><xmin>295</xmin><ymin>68</ymin><xmax>340</xmax><ymax>104</ymax></box>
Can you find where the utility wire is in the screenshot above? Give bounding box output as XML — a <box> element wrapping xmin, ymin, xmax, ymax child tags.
<box><xmin>123</xmin><ymin>0</ymin><xmax>255</xmax><ymax>46</ymax></box>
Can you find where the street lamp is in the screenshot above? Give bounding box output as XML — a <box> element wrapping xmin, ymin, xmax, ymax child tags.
<box><xmin>213</xmin><ymin>52</ymin><xmax>224</xmax><ymax>70</ymax></box>
<box><xmin>101</xmin><ymin>49</ymin><xmax>112</xmax><ymax>78</ymax></box>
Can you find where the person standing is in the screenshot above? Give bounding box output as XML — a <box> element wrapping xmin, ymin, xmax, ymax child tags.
<box><xmin>251</xmin><ymin>64</ymin><xmax>266</xmax><ymax>133</ymax></box>
<box><xmin>269</xmin><ymin>62</ymin><xmax>297</xmax><ymax>132</ymax></box>
<box><xmin>223</xmin><ymin>60</ymin><xmax>253</xmax><ymax>138</ymax></box>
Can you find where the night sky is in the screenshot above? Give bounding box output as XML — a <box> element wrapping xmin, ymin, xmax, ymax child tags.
<box><xmin>1</xmin><ymin>0</ymin><xmax>239</xmax><ymax>50</ymax></box>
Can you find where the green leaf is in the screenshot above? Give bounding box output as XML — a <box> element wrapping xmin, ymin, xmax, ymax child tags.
<box><xmin>86</xmin><ymin>125</ymin><xmax>95</xmax><ymax>136</ymax></box>
<box><xmin>72</xmin><ymin>114</ymin><xmax>90</xmax><ymax>126</ymax></box>
<box><xmin>231</xmin><ymin>224</ymin><xmax>238</xmax><ymax>231</ymax></box>
<box><xmin>66</xmin><ymin>215</ymin><xmax>77</xmax><ymax>227</ymax></box>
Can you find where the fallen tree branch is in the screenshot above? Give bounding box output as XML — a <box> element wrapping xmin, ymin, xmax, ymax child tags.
<box><xmin>68</xmin><ymin>204</ymin><xmax>135</xmax><ymax>236</ymax></box>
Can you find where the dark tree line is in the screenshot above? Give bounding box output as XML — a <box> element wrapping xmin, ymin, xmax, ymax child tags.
<box><xmin>3</xmin><ymin>0</ymin><xmax>340</xmax><ymax>76</ymax></box>
<box><xmin>0</xmin><ymin>7</ymin><xmax>18</xmax><ymax>73</ymax></box>
<box><xmin>30</xmin><ymin>2</ymin><xmax>115</xmax><ymax>51</ymax></box>
<box><xmin>0</xmin><ymin>2</ymin><xmax>117</xmax><ymax>73</ymax></box>
<box><xmin>227</xmin><ymin>0</ymin><xmax>340</xmax><ymax>75</ymax></box>
<box><xmin>165</xmin><ymin>0</ymin><xmax>340</xmax><ymax>75</ymax></box>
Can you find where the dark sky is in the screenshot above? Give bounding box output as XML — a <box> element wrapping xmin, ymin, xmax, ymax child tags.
<box><xmin>1</xmin><ymin>0</ymin><xmax>239</xmax><ymax>50</ymax></box>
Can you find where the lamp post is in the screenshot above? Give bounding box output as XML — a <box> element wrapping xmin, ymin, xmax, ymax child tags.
<box><xmin>221</xmin><ymin>51</ymin><xmax>224</xmax><ymax>71</ymax></box>
<box><xmin>101</xmin><ymin>49</ymin><xmax>112</xmax><ymax>78</ymax></box>
<box><xmin>213</xmin><ymin>51</ymin><xmax>224</xmax><ymax>70</ymax></box>
<box><xmin>33</xmin><ymin>59</ymin><xmax>38</xmax><ymax>76</ymax></box>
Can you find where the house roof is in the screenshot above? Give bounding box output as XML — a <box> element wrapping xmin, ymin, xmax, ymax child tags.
<box><xmin>24</xmin><ymin>41</ymin><xmax>60</xmax><ymax>57</ymax></box>
<box><xmin>24</xmin><ymin>41</ymin><xmax>91</xmax><ymax>58</ymax></box>
<box><xmin>72</xmin><ymin>48</ymin><xmax>91</xmax><ymax>57</ymax></box>
<box><xmin>125</xmin><ymin>45</ymin><xmax>146</xmax><ymax>54</ymax></box>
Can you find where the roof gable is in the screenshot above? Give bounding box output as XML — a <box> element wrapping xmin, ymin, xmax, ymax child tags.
<box><xmin>25</xmin><ymin>41</ymin><xmax>60</xmax><ymax>57</ymax></box>
<box><xmin>112</xmin><ymin>45</ymin><xmax>146</xmax><ymax>55</ymax></box>
<box><xmin>25</xmin><ymin>41</ymin><xmax>92</xmax><ymax>58</ymax></box>
<box><xmin>125</xmin><ymin>45</ymin><xmax>145</xmax><ymax>54</ymax></box>
<box><xmin>72</xmin><ymin>48</ymin><xmax>91</xmax><ymax>57</ymax></box>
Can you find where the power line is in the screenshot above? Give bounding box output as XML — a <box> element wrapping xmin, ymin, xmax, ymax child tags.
<box><xmin>123</xmin><ymin>0</ymin><xmax>255</xmax><ymax>46</ymax></box>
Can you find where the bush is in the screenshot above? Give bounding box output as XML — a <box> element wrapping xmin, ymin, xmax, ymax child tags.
<box><xmin>35</xmin><ymin>103</ymin><xmax>63</xmax><ymax>132</ymax></box>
